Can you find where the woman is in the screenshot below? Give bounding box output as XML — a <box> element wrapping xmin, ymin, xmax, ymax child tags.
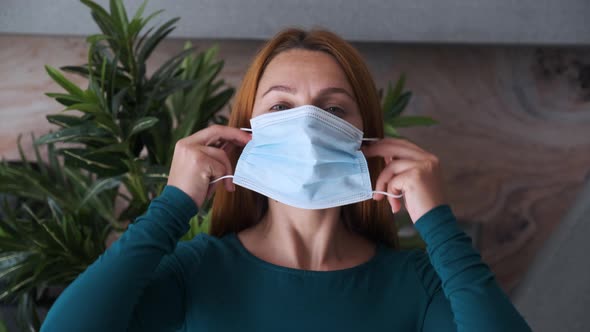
<box><xmin>41</xmin><ymin>29</ymin><xmax>531</xmax><ymax>331</ymax></box>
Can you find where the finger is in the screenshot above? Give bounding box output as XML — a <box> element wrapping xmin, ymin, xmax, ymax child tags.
<box><xmin>373</xmin><ymin>159</ymin><xmax>419</xmax><ymax>200</ymax></box>
<box><xmin>387</xmin><ymin>168</ymin><xmax>412</xmax><ymax>197</ymax></box>
<box><xmin>192</xmin><ymin>152</ymin><xmax>229</xmax><ymax>199</ymax></box>
<box><xmin>387</xmin><ymin>180</ymin><xmax>403</xmax><ymax>213</ymax></box>
<box><xmin>184</xmin><ymin>125</ymin><xmax>252</xmax><ymax>147</ymax></box>
<box><xmin>200</xmin><ymin>146</ymin><xmax>235</xmax><ymax>191</ymax></box>
<box><xmin>221</xmin><ymin>141</ymin><xmax>240</xmax><ymax>160</ymax></box>
<box><xmin>362</xmin><ymin>139</ymin><xmax>428</xmax><ymax>161</ymax></box>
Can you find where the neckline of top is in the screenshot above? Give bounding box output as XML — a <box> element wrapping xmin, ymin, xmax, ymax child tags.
<box><xmin>227</xmin><ymin>232</ymin><xmax>384</xmax><ymax>276</ymax></box>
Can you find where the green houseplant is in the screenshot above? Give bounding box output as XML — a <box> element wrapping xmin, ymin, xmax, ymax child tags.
<box><xmin>0</xmin><ymin>1</ymin><xmax>435</xmax><ymax>330</ymax></box>
<box><xmin>0</xmin><ymin>0</ymin><xmax>233</xmax><ymax>330</ymax></box>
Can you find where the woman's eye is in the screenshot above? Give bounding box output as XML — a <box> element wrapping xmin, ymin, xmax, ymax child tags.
<box><xmin>325</xmin><ymin>106</ymin><xmax>345</xmax><ymax>116</ymax></box>
<box><xmin>270</xmin><ymin>104</ymin><xmax>289</xmax><ymax>112</ymax></box>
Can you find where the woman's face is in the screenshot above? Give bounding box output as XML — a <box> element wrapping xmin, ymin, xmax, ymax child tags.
<box><xmin>252</xmin><ymin>49</ymin><xmax>363</xmax><ymax>131</ymax></box>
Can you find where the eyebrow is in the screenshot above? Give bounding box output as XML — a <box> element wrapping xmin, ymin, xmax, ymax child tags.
<box><xmin>261</xmin><ymin>85</ymin><xmax>356</xmax><ymax>100</ymax></box>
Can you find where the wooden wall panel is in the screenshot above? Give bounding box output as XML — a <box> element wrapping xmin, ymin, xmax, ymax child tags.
<box><xmin>1</xmin><ymin>35</ymin><xmax>589</xmax><ymax>292</ymax></box>
<box><xmin>373</xmin><ymin>45</ymin><xmax>590</xmax><ymax>290</ymax></box>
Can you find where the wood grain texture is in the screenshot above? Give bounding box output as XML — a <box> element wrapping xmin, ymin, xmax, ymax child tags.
<box><xmin>361</xmin><ymin>44</ymin><xmax>590</xmax><ymax>291</ymax></box>
<box><xmin>1</xmin><ymin>35</ymin><xmax>589</xmax><ymax>292</ymax></box>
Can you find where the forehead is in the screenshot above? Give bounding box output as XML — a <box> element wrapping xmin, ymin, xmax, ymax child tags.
<box><xmin>257</xmin><ymin>49</ymin><xmax>352</xmax><ymax>90</ymax></box>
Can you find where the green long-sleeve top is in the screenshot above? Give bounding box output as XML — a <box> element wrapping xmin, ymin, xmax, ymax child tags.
<box><xmin>41</xmin><ymin>185</ymin><xmax>531</xmax><ymax>331</ymax></box>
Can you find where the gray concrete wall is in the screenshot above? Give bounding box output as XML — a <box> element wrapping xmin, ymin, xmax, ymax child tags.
<box><xmin>1</xmin><ymin>0</ymin><xmax>589</xmax><ymax>45</ymax></box>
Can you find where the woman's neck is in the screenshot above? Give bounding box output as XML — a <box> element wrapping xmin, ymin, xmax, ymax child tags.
<box><xmin>237</xmin><ymin>199</ymin><xmax>376</xmax><ymax>271</ymax></box>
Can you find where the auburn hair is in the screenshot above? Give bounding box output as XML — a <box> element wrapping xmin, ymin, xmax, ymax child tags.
<box><xmin>210</xmin><ymin>28</ymin><xmax>398</xmax><ymax>249</ymax></box>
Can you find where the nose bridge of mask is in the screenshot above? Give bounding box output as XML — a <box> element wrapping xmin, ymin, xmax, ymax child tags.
<box><xmin>210</xmin><ymin>175</ymin><xmax>402</xmax><ymax>199</ymax></box>
<box><xmin>209</xmin><ymin>105</ymin><xmax>403</xmax><ymax>202</ymax></box>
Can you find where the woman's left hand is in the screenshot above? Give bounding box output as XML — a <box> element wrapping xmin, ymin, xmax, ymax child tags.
<box><xmin>361</xmin><ymin>138</ymin><xmax>446</xmax><ymax>223</ymax></box>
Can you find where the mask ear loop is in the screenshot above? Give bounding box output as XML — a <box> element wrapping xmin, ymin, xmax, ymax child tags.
<box><xmin>362</xmin><ymin>137</ymin><xmax>404</xmax><ymax>199</ymax></box>
<box><xmin>372</xmin><ymin>190</ymin><xmax>403</xmax><ymax>199</ymax></box>
<box><xmin>207</xmin><ymin>128</ymin><xmax>251</xmax><ymax>184</ymax></box>
<box><xmin>209</xmin><ymin>175</ymin><xmax>234</xmax><ymax>184</ymax></box>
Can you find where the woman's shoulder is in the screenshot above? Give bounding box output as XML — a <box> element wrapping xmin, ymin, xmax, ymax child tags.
<box><xmin>377</xmin><ymin>246</ymin><xmax>428</xmax><ymax>270</ymax></box>
<box><xmin>176</xmin><ymin>232</ymin><xmax>238</xmax><ymax>256</ymax></box>
<box><xmin>167</xmin><ymin>232</ymin><xmax>241</xmax><ymax>275</ymax></box>
<box><xmin>378</xmin><ymin>247</ymin><xmax>441</xmax><ymax>296</ymax></box>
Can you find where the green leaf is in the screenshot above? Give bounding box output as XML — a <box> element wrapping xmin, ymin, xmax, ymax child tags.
<box><xmin>387</xmin><ymin>92</ymin><xmax>412</xmax><ymax>120</ymax></box>
<box><xmin>110</xmin><ymin>87</ymin><xmax>128</xmax><ymax>116</ymax></box>
<box><xmin>180</xmin><ymin>212</ymin><xmax>211</xmax><ymax>241</ymax></box>
<box><xmin>388</xmin><ymin>116</ymin><xmax>438</xmax><ymax>128</ymax></box>
<box><xmin>203</xmin><ymin>45</ymin><xmax>219</xmax><ymax>67</ymax></box>
<box><xmin>201</xmin><ymin>88</ymin><xmax>234</xmax><ymax>122</ymax></box>
<box><xmin>45</xmin><ymin>93</ymin><xmax>86</xmax><ymax>106</ymax></box>
<box><xmin>384</xmin><ymin>124</ymin><xmax>401</xmax><ymax>137</ymax></box>
<box><xmin>64</xmin><ymin>150</ymin><xmax>128</xmax><ymax>178</ymax></box>
<box><xmin>45</xmin><ymin>65</ymin><xmax>85</xmax><ymax>98</ymax></box>
<box><xmin>86</xmin><ymin>142</ymin><xmax>128</xmax><ymax>155</ymax></box>
<box><xmin>88</xmin><ymin>77</ymin><xmax>107</xmax><ymax>107</ymax></box>
<box><xmin>46</xmin><ymin>114</ymin><xmax>84</xmax><ymax>128</ymax></box>
<box><xmin>110</xmin><ymin>0</ymin><xmax>129</xmax><ymax>36</ymax></box>
<box><xmin>35</xmin><ymin>125</ymin><xmax>112</xmax><ymax>145</ymax></box>
<box><xmin>61</xmin><ymin>65</ymin><xmax>91</xmax><ymax>78</ymax></box>
<box><xmin>47</xmin><ymin>143</ymin><xmax>66</xmax><ymax>187</ymax></box>
<box><xmin>81</xmin><ymin>0</ymin><xmax>117</xmax><ymax>36</ymax></box>
<box><xmin>129</xmin><ymin>117</ymin><xmax>159</xmax><ymax>137</ymax></box>
<box><xmin>137</xmin><ymin>17</ymin><xmax>180</xmax><ymax>63</ymax></box>
<box><xmin>79</xmin><ymin>176</ymin><xmax>122</xmax><ymax>207</ymax></box>
<box><xmin>63</xmin><ymin>102</ymin><xmax>104</xmax><ymax>114</ymax></box>
<box><xmin>151</xmin><ymin>47</ymin><xmax>194</xmax><ymax>80</ymax></box>
<box><xmin>31</xmin><ymin>133</ymin><xmax>49</xmax><ymax>178</ymax></box>
<box><xmin>382</xmin><ymin>82</ymin><xmax>395</xmax><ymax>115</ymax></box>
<box><xmin>134</xmin><ymin>26</ymin><xmax>154</xmax><ymax>53</ymax></box>
<box><xmin>86</xmin><ymin>34</ymin><xmax>113</xmax><ymax>44</ymax></box>
<box><xmin>391</xmin><ymin>74</ymin><xmax>406</xmax><ymax>102</ymax></box>
<box><xmin>0</xmin><ymin>317</ymin><xmax>8</xmax><ymax>332</ymax></box>
<box><xmin>15</xmin><ymin>134</ymin><xmax>31</xmax><ymax>170</ymax></box>
<box><xmin>16</xmin><ymin>292</ymin><xmax>41</xmax><ymax>332</ymax></box>
<box><xmin>151</xmin><ymin>79</ymin><xmax>195</xmax><ymax>101</ymax></box>
<box><xmin>0</xmin><ymin>252</ymin><xmax>28</xmax><ymax>267</ymax></box>
<box><xmin>132</xmin><ymin>0</ymin><xmax>148</xmax><ymax>22</ymax></box>
<box><xmin>141</xmin><ymin>10</ymin><xmax>165</xmax><ymax>29</ymax></box>
<box><xmin>47</xmin><ymin>196</ymin><xmax>64</xmax><ymax>220</ymax></box>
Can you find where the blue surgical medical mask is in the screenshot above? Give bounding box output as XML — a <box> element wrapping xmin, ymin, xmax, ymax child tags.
<box><xmin>211</xmin><ymin>105</ymin><xmax>401</xmax><ymax>209</ymax></box>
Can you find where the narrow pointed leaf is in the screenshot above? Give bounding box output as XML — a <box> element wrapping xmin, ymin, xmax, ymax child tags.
<box><xmin>382</xmin><ymin>81</ymin><xmax>395</xmax><ymax>115</ymax></box>
<box><xmin>133</xmin><ymin>0</ymin><xmax>148</xmax><ymax>22</ymax></box>
<box><xmin>137</xmin><ymin>17</ymin><xmax>179</xmax><ymax>63</ymax></box>
<box><xmin>384</xmin><ymin>124</ymin><xmax>401</xmax><ymax>137</ymax></box>
<box><xmin>110</xmin><ymin>0</ymin><xmax>129</xmax><ymax>36</ymax></box>
<box><xmin>129</xmin><ymin>117</ymin><xmax>159</xmax><ymax>137</ymax></box>
<box><xmin>80</xmin><ymin>176</ymin><xmax>122</xmax><ymax>207</ymax></box>
<box><xmin>387</xmin><ymin>92</ymin><xmax>412</xmax><ymax>119</ymax></box>
<box><xmin>35</xmin><ymin>125</ymin><xmax>111</xmax><ymax>145</ymax></box>
<box><xmin>45</xmin><ymin>93</ymin><xmax>86</xmax><ymax>104</ymax></box>
<box><xmin>63</xmin><ymin>103</ymin><xmax>103</xmax><ymax>115</ymax></box>
<box><xmin>45</xmin><ymin>66</ymin><xmax>85</xmax><ymax>98</ymax></box>
<box><xmin>391</xmin><ymin>74</ymin><xmax>406</xmax><ymax>101</ymax></box>
<box><xmin>86</xmin><ymin>34</ymin><xmax>112</xmax><ymax>44</ymax></box>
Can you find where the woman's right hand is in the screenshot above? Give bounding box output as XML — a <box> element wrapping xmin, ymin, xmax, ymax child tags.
<box><xmin>167</xmin><ymin>125</ymin><xmax>252</xmax><ymax>208</ymax></box>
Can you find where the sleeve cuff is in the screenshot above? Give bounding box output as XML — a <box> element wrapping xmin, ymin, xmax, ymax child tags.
<box><xmin>413</xmin><ymin>204</ymin><xmax>455</xmax><ymax>238</ymax></box>
<box><xmin>158</xmin><ymin>185</ymin><xmax>199</xmax><ymax>222</ymax></box>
